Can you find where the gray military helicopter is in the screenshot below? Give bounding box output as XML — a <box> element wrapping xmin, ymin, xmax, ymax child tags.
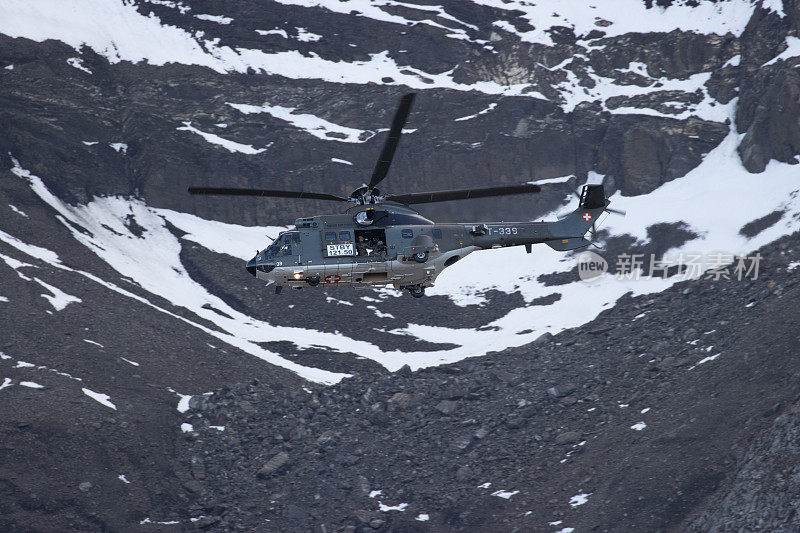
<box><xmin>189</xmin><ymin>94</ymin><xmax>617</xmax><ymax>297</ymax></box>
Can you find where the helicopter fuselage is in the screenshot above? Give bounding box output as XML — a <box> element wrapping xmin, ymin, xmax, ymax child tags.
<box><xmin>245</xmin><ymin>201</ymin><xmax>604</xmax><ymax>293</ymax></box>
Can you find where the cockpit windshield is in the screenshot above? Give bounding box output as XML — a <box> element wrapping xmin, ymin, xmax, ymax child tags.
<box><xmin>263</xmin><ymin>232</ymin><xmax>300</xmax><ymax>259</ymax></box>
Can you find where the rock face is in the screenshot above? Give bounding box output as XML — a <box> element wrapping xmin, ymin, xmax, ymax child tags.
<box><xmin>688</xmin><ymin>400</ymin><xmax>800</xmax><ymax>531</ymax></box>
<box><xmin>3</xmin><ymin>0</ymin><xmax>796</xmax><ymax>226</ymax></box>
<box><xmin>736</xmin><ymin>0</ymin><xmax>800</xmax><ymax>172</ymax></box>
<box><xmin>176</xmin><ymin>232</ymin><xmax>800</xmax><ymax>532</ymax></box>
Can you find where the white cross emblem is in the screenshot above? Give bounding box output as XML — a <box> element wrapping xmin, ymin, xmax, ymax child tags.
<box><xmin>582</xmin><ymin>212</ymin><xmax>592</xmax><ymax>221</ymax></box>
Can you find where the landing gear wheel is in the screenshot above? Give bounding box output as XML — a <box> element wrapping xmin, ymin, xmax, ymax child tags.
<box><xmin>412</xmin><ymin>251</ymin><xmax>429</xmax><ymax>263</ymax></box>
<box><xmin>306</xmin><ymin>276</ymin><xmax>320</xmax><ymax>287</ymax></box>
<box><xmin>408</xmin><ymin>285</ymin><xmax>425</xmax><ymax>298</ymax></box>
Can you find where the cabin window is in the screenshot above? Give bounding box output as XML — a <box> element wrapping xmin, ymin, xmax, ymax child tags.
<box><xmin>339</xmin><ymin>231</ymin><xmax>351</xmax><ymax>242</ymax></box>
<box><xmin>325</xmin><ymin>231</ymin><xmax>337</xmax><ymax>243</ymax></box>
<box><xmin>401</xmin><ymin>229</ymin><xmax>413</xmax><ymax>239</ymax></box>
<box><xmin>432</xmin><ymin>229</ymin><xmax>442</xmax><ymax>239</ymax></box>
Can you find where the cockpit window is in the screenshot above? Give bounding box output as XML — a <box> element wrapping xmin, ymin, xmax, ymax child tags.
<box><xmin>281</xmin><ymin>232</ymin><xmax>299</xmax><ymax>255</ymax></box>
<box><xmin>264</xmin><ymin>232</ymin><xmax>300</xmax><ymax>258</ymax></box>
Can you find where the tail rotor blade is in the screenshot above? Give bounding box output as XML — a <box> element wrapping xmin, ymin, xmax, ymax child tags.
<box><xmin>607</xmin><ymin>207</ymin><xmax>626</xmax><ymax>216</ymax></box>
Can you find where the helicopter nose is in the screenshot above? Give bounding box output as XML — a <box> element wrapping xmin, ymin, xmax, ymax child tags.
<box><xmin>246</xmin><ymin>257</ymin><xmax>257</xmax><ymax>277</ymax></box>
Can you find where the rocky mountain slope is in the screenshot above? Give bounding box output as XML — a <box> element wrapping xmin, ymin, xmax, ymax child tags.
<box><xmin>173</xmin><ymin>231</ymin><xmax>800</xmax><ymax>533</ymax></box>
<box><xmin>1</xmin><ymin>0</ymin><xmax>800</xmax><ymax>531</ymax></box>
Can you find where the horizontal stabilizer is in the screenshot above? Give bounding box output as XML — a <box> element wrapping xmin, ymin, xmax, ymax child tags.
<box><xmin>545</xmin><ymin>238</ymin><xmax>591</xmax><ymax>251</ymax></box>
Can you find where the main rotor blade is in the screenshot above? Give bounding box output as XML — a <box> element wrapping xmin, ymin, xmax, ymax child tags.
<box><xmin>368</xmin><ymin>93</ymin><xmax>416</xmax><ymax>191</ymax></box>
<box><xmin>385</xmin><ymin>183</ymin><xmax>542</xmax><ymax>205</ymax></box>
<box><xmin>188</xmin><ymin>187</ymin><xmax>349</xmax><ymax>202</ymax></box>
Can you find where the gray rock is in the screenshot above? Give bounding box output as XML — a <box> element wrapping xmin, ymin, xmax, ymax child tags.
<box><xmin>555</xmin><ymin>431</ymin><xmax>581</xmax><ymax>445</ymax></box>
<box><xmin>284</xmin><ymin>504</ymin><xmax>306</xmax><ymax>520</ymax></box>
<box><xmin>506</xmin><ymin>417</ymin><xmax>525</xmax><ymax>429</ymax></box>
<box><xmin>78</xmin><ymin>482</ymin><xmax>92</xmax><ymax>492</ymax></box>
<box><xmin>435</xmin><ymin>400</ymin><xmax>458</xmax><ymax>415</ymax></box>
<box><xmin>190</xmin><ymin>455</ymin><xmax>206</xmax><ymax>480</ymax></box>
<box><xmin>456</xmin><ymin>465</ymin><xmax>474</xmax><ymax>482</ymax></box>
<box><xmin>356</xmin><ymin>475</ymin><xmax>370</xmax><ymax>496</ymax></box>
<box><xmin>547</xmin><ymin>384</ymin><xmax>577</xmax><ymax>398</ymax></box>
<box><xmin>389</xmin><ymin>392</ymin><xmax>413</xmax><ymax>408</ymax></box>
<box><xmin>352</xmin><ymin>510</ymin><xmax>373</xmax><ymax>524</ymax></box>
<box><xmin>257</xmin><ymin>452</ymin><xmax>291</xmax><ymax>479</ymax></box>
<box><xmin>452</xmin><ymin>435</ymin><xmax>472</xmax><ymax>450</ymax></box>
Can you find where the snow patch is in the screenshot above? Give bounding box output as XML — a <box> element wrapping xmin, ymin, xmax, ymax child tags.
<box><xmin>296</xmin><ymin>27</ymin><xmax>322</xmax><ymax>42</ymax></box>
<box><xmin>118</xmin><ymin>474</ymin><xmax>131</xmax><ymax>483</ymax></box>
<box><xmin>693</xmin><ymin>352</ymin><xmax>722</xmax><ymax>367</ymax></box>
<box><xmin>177</xmin><ymin>394</ymin><xmax>192</xmax><ymax>413</ymax></box>
<box><xmin>0</xmin><ymin>252</ymin><xmax>35</xmax><ymax>280</ymax></box>
<box><xmin>631</xmin><ymin>421</ymin><xmax>647</xmax><ymax>431</ymax></box>
<box><xmin>20</xmin><ymin>381</ymin><xmax>44</xmax><ymax>389</ymax></box>
<box><xmin>110</xmin><ymin>142</ymin><xmax>127</xmax><ymax>153</ymax></box>
<box><xmin>529</xmin><ymin>175</ymin><xmax>574</xmax><ymax>186</ymax></box>
<box><xmin>82</xmin><ymin>387</ymin><xmax>117</xmax><ymax>409</ymax></box>
<box><xmin>378</xmin><ymin>502</ymin><xmax>408</xmax><ymax>512</ymax></box>
<box><xmin>144</xmin><ymin>0</ymin><xmax>190</xmax><ymax>13</ymax></box>
<box><xmin>0</xmin><ymin>378</ymin><xmax>12</xmax><ymax>391</ymax></box>
<box><xmin>181</xmin><ymin>423</ymin><xmax>194</xmax><ymax>433</ymax></box>
<box><xmin>723</xmin><ymin>55</ymin><xmax>741</xmax><ymax>68</ymax></box>
<box><xmin>34</xmin><ymin>277</ymin><xmax>82</xmax><ymax>311</ymax></box>
<box><xmin>762</xmin><ymin>0</ymin><xmax>786</xmax><ymax>18</ymax></box>
<box><xmin>121</xmin><ymin>357</ymin><xmax>139</xmax><ymax>366</ymax></box>
<box><xmin>177</xmin><ymin>121</ymin><xmax>269</xmax><ymax>154</ymax></box>
<box><xmin>66</xmin><ymin>57</ymin><xmax>91</xmax><ymax>73</ymax></box>
<box><xmin>228</xmin><ymin>102</ymin><xmax>374</xmax><ymax>143</ymax></box>
<box><xmin>491</xmin><ymin>490</ymin><xmax>519</xmax><ymax>499</ymax></box>
<box><xmin>9</xmin><ymin>204</ymin><xmax>28</xmax><ymax>217</ymax></box>
<box><xmin>764</xmin><ymin>36</ymin><xmax>800</xmax><ymax>66</ymax></box>
<box><xmin>331</xmin><ymin>158</ymin><xmax>353</xmax><ymax>165</ymax></box>
<box><xmin>327</xmin><ymin>296</ymin><xmax>354</xmax><ymax>306</ymax></box>
<box><xmin>455</xmin><ymin>102</ymin><xmax>497</xmax><ymax>121</ymax></box>
<box><xmin>83</xmin><ymin>339</ymin><xmax>104</xmax><ymax>348</ymax></box>
<box><xmin>194</xmin><ymin>14</ymin><xmax>232</xmax><ymax>24</ymax></box>
<box><xmin>415</xmin><ymin>513</ymin><xmax>430</xmax><ymax>521</ymax></box>
<box><xmin>569</xmin><ymin>493</ymin><xmax>591</xmax><ymax>507</ymax></box>
<box><xmin>256</xmin><ymin>29</ymin><xmax>289</xmax><ymax>38</ymax></box>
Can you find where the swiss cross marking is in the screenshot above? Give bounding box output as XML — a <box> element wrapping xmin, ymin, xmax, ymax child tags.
<box><xmin>582</xmin><ymin>212</ymin><xmax>592</xmax><ymax>221</ymax></box>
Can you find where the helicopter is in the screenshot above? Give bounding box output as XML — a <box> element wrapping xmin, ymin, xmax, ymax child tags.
<box><xmin>188</xmin><ymin>93</ymin><xmax>618</xmax><ymax>298</ymax></box>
